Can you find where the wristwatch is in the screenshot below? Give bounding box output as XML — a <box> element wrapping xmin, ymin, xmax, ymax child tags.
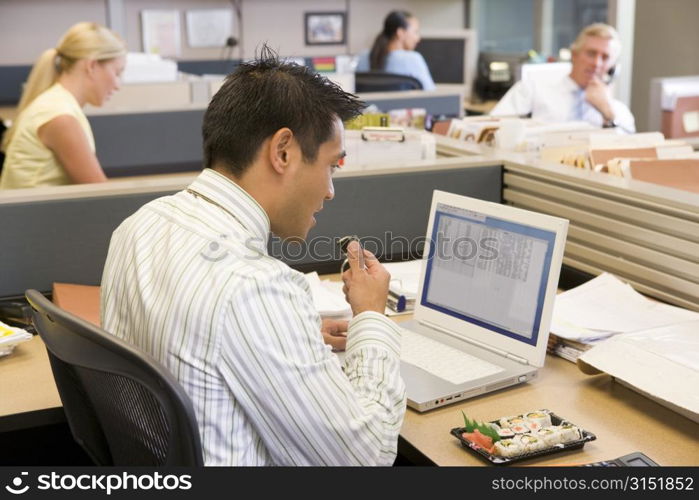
<box><xmin>602</xmin><ymin>117</ymin><xmax>617</xmax><ymax>128</ymax></box>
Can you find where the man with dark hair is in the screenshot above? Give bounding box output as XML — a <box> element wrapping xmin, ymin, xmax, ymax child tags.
<box><xmin>101</xmin><ymin>49</ymin><xmax>406</xmax><ymax>465</ymax></box>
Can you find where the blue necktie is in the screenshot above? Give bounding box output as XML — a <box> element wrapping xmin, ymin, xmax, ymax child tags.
<box><xmin>573</xmin><ymin>89</ymin><xmax>585</xmax><ymax>121</ymax></box>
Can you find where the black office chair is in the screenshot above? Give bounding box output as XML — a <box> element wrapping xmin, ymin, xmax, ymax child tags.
<box><xmin>0</xmin><ymin>118</ymin><xmax>6</xmax><ymax>174</ymax></box>
<box><xmin>355</xmin><ymin>71</ymin><xmax>423</xmax><ymax>92</ymax></box>
<box><xmin>25</xmin><ymin>289</ymin><xmax>203</xmax><ymax>466</ymax></box>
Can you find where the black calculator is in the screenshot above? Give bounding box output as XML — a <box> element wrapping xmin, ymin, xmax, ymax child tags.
<box><xmin>584</xmin><ymin>452</ymin><xmax>659</xmax><ymax>467</ymax></box>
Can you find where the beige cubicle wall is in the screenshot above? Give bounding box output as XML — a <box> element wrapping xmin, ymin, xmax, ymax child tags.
<box><xmin>435</xmin><ymin>135</ymin><xmax>699</xmax><ymax>312</ymax></box>
<box><xmin>503</xmin><ymin>160</ymin><xmax>699</xmax><ymax>312</ymax></box>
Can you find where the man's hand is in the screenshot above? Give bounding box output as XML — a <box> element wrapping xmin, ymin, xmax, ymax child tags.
<box><xmin>321</xmin><ymin>318</ymin><xmax>348</xmax><ymax>351</ymax></box>
<box><xmin>585</xmin><ymin>76</ymin><xmax>614</xmax><ymax>122</ymax></box>
<box><xmin>341</xmin><ymin>240</ymin><xmax>390</xmax><ymax>316</ymax></box>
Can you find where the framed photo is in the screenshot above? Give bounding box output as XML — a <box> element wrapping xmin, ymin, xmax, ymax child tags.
<box><xmin>304</xmin><ymin>12</ymin><xmax>346</xmax><ymax>45</ymax></box>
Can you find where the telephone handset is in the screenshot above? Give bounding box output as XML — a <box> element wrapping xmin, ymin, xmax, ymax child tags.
<box><xmin>602</xmin><ymin>65</ymin><xmax>617</xmax><ymax>85</ymax></box>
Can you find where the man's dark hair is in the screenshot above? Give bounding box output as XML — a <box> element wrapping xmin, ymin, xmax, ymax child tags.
<box><xmin>203</xmin><ymin>45</ymin><xmax>365</xmax><ymax>176</ymax></box>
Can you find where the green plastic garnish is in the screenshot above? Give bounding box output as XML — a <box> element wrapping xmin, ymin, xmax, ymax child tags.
<box><xmin>461</xmin><ymin>411</ymin><xmax>501</xmax><ymax>442</ymax></box>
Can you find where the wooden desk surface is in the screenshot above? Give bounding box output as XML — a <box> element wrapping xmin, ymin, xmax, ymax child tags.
<box><xmin>401</xmin><ymin>354</ymin><xmax>699</xmax><ymax>466</ymax></box>
<box><xmin>0</xmin><ymin>105</ymin><xmax>18</xmax><ymax>122</ymax></box>
<box><xmin>3</xmin><ymin>283</ymin><xmax>698</xmax><ymax>466</ymax></box>
<box><xmin>0</xmin><ymin>336</ymin><xmax>61</xmax><ymax>420</ymax></box>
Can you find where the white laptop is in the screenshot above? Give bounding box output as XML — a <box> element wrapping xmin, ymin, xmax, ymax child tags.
<box><xmin>400</xmin><ymin>190</ymin><xmax>568</xmax><ymax>412</ymax></box>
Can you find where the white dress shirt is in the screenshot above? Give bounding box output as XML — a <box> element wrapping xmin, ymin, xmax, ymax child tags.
<box><xmin>101</xmin><ymin>168</ymin><xmax>406</xmax><ymax>465</ymax></box>
<box><xmin>490</xmin><ymin>75</ymin><xmax>635</xmax><ymax>133</ymax></box>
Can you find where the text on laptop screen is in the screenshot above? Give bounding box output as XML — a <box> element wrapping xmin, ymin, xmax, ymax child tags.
<box><xmin>420</xmin><ymin>203</ymin><xmax>556</xmax><ymax>346</ymax></box>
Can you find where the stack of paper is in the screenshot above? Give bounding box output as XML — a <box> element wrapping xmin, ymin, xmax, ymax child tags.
<box><xmin>579</xmin><ymin>320</ymin><xmax>699</xmax><ymax>423</ymax></box>
<box><xmin>121</xmin><ymin>52</ymin><xmax>178</xmax><ymax>83</ymax></box>
<box><xmin>304</xmin><ymin>272</ymin><xmax>351</xmax><ymax>319</ymax></box>
<box><xmin>551</xmin><ymin>273</ymin><xmax>699</xmax><ymax>344</ymax></box>
<box><xmin>384</xmin><ymin>260</ymin><xmax>422</xmax><ymax>315</ymax></box>
<box><xmin>303</xmin><ymin>260</ymin><xmax>425</xmax><ymax>319</ymax></box>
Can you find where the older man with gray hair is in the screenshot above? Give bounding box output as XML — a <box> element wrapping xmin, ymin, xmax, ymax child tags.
<box><xmin>490</xmin><ymin>23</ymin><xmax>635</xmax><ymax>133</ymax></box>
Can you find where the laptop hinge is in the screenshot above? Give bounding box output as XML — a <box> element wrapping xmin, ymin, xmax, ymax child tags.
<box><xmin>505</xmin><ymin>352</ymin><xmax>529</xmax><ymax>365</ymax></box>
<box><xmin>420</xmin><ymin>319</ymin><xmax>529</xmax><ymax>365</ymax></box>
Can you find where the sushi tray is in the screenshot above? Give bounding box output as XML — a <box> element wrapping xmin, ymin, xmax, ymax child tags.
<box><xmin>450</xmin><ymin>409</ymin><xmax>596</xmax><ymax>465</ymax></box>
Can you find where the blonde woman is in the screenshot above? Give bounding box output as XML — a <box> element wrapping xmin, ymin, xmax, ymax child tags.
<box><xmin>1</xmin><ymin>22</ymin><xmax>126</xmax><ymax>189</ymax></box>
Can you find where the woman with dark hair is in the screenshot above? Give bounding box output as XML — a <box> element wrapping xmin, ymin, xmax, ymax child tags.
<box><xmin>356</xmin><ymin>11</ymin><xmax>435</xmax><ymax>90</ymax></box>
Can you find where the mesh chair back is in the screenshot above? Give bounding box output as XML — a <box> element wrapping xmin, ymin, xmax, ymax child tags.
<box><xmin>26</xmin><ymin>289</ymin><xmax>203</xmax><ymax>466</ymax></box>
<box><xmin>355</xmin><ymin>71</ymin><xmax>423</xmax><ymax>92</ymax></box>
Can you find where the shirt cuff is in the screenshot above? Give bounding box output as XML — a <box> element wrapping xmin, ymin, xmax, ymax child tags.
<box><xmin>346</xmin><ymin>311</ymin><xmax>402</xmax><ymax>357</ymax></box>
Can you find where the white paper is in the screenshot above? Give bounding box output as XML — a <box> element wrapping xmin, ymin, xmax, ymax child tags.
<box><xmin>621</xmin><ymin>321</ymin><xmax>699</xmax><ymax>372</ymax></box>
<box><xmin>656</xmin><ymin>144</ymin><xmax>695</xmax><ymax>159</ymax></box>
<box><xmin>121</xmin><ymin>52</ymin><xmax>178</xmax><ymax>83</ymax></box>
<box><xmin>384</xmin><ymin>260</ymin><xmax>423</xmax><ymax>298</ymax></box>
<box><xmin>0</xmin><ymin>320</ymin><xmax>32</xmax><ymax>357</ymax></box>
<box><xmin>579</xmin><ymin>321</ymin><xmax>699</xmax><ymax>422</ymax></box>
<box><xmin>551</xmin><ymin>273</ymin><xmax>699</xmax><ymax>342</ymax></box>
<box><xmin>589</xmin><ymin>131</ymin><xmax>666</xmax><ymax>149</ymax></box>
<box><xmin>186</xmin><ymin>9</ymin><xmax>233</xmax><ymax>48</ymax></box>
<box><xmin>304</xmin><ymin>272</ymin><xmax>351</xmax><ymax>318</ymax></box>
<box><xmin>141</xmin><ymin>10</ymin><xmax>181</xmax><ymax>57</ymax></box>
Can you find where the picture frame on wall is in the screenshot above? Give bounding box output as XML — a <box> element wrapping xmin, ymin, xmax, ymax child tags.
<box><xmin>304</xmin><ymin>12</ymin><xmax>346</xmax><ymax>45</ymax></box>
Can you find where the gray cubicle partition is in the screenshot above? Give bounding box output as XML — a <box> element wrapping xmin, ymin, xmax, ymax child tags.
<box><xmin>362</xmin><ymin>94</ymin><xmax>462</xmax><ymax>118</ymax></box>
<box><xmin>279</xmin><ymin>165</ymin><xmax>502</xmax><ymax>272</ymax></box>
<box><xmin>0</xmin><ymin>190</ymin><xmax>178</xmax><ymax>300</ymax></box>
<box><xmin>0</xmin><ymin>65</ymin><xmax>30</xmax><ymax>105</ymax></box>
<box><xmin>0</xmin><ymin>163</ymin><xmax>501</xmax><ymax>300</ymax></box>
<box><xmin>88</xmin><ymin>109</ymin><xmax>206</xmax><ymax>177</ymax></box>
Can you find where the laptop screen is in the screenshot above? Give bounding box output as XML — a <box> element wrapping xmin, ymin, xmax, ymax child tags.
<box><xmin>420</xmin><ymin>202</ymin><xmax>557</xmax><ymax>346</ymax></box>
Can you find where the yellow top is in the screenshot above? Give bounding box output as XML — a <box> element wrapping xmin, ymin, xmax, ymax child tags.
<box><xmin>0</xmin><ymin>83</ymin><xmax>95</xmax><ymax>189</ymax></box>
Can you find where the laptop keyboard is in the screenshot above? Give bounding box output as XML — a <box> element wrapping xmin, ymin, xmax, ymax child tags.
<box><xmin>400</xmin><ymin>328</ymin><xmax>505</xmax><ymax>385</ymax></box>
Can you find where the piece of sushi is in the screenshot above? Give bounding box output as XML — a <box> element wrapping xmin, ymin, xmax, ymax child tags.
<box><xmin>497</xmin><ymin>428</ymin><xmax>515</xmax><ymax>439</ymax></box>
<box><xmin>536</xmin><ymin>427</ymin><xmax>562</xmax><ymax>447</ymax></box>
<box><xmin>500</xmin><ymin>416</ymin><xmax>527</xmax><ymax>429</ymax></box>
<box><xmin>525</xmin><ymin>410</ymin><xmax>552</xmax><ymax>428</ymax></box>
<box><xmin>510</xmin><ymin>423</ymin><xmax>529</xmax><ymax>434</ymax></box>
<box><xmin>558</xmin><ymin>424</ymin><xmax>581</xmax><ymax>443</ymax></box>
<box><xmin>493</xmin><ymin>438</ymin><xmax>523</xmax><ymax>458</ymax></box>
<box><xmin>498</xmin><ymin>415</ymin><xmax>520</xmax><ymax>428</ymax></box>
<box><xmin>525</xmin><ymin>421</ymin><xmax>542</xmax><ymax>433</ymax></box>
<box><xmin>461</xmin><ymin>429</ymin><xmax>495</xmax><ymax>453</ymax></box>
<box><xmin>519</xmin><ymin>434</ymin><xmax>547</xmax><ymax>453</ymax></box>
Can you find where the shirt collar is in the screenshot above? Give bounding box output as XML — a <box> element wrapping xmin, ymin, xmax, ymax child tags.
<box><xmin>187</xmin><ymin>168</ymin><xmax>271</xmax><ymax>249</ymax></box>
<box><xmin>563</xmin><ymin>75</ymin><xmax>584</xmax><ymax>93</ymax></box>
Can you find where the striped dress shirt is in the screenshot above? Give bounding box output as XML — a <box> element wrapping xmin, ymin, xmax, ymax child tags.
<box><xmin>101</xmin><ymin>168</ymin><xmax>406</xmax><ymax>465</ymax></box>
